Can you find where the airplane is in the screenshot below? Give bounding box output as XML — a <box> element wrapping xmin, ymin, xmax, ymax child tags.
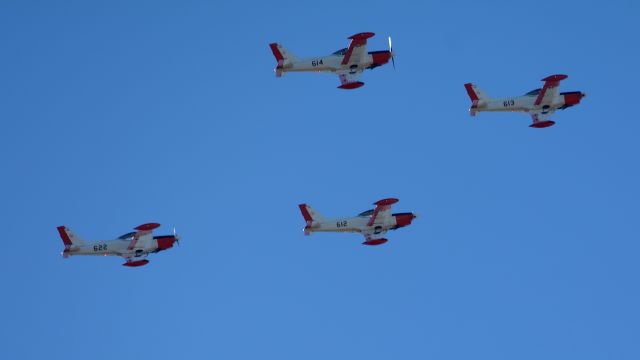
<box><xmin>269</xmin><ymin>32</ymin><xmax>394</xmax><ymax>89</ymax></box>
<box><xmin>57</xmin><ymin>223</ymin><xmax>179</xmax><ymax>267</ymax></box>
<box><xmin>464</xmin><ymin>74</ymin><xmax>586</xmax><ymax>128</ymax></box>
<box><xmin>298</xmin><ymin>198</ymin><xmax>417</xmax><ymax>246</ymax></box>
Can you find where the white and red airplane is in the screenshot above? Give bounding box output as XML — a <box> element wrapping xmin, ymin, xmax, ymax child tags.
<box><xmin>57</xmin><ymin>223</ymin><xmax>179</xmax><ymax>267</ymax></box>
<box><xmin>464</xmin><ymin>74</ymin><xmax>586</xmax><ymax>128</ymax></box>
<box><xmin>298</xmin><ymin>198</ymin><xmax>417</xmax><ymax>246</ymax></box>
<box><xmin>269</xmin><ymin>32</ymin><xmax>394</xmax><ymax>89</ymax></box>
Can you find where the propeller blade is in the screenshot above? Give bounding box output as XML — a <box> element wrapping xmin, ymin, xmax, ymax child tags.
<box><xmin>173</xmin><ymin>227</ymin><xmax>180</xmax><ymax>246</ymax></box>
<box><xmin>388</xmin><ymin>36</ymin><xmax>395</xmax><ymax>70</ymax></box>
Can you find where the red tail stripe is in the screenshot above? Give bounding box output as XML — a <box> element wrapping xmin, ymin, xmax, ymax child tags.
<box><xmin>269</xmin><ymin>43</ymin><xmax>284</xmax><ymax>61</ymax></box>
<box><xmin>464</xmin><ymin>83</ymin><xmax>479</xmax><ymax>101</ymax></box>
<box><xmin>298</xmin><ymin>204</ymin><xmax>313</xmax><ymax>222</ymax></box>
<box><xmin>57</xmin><ymin>226</ymin><xmax>72</xmax><ymax>246</ymax></box>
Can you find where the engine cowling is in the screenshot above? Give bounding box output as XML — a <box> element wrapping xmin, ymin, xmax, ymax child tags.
<box><xmin>561</xmin><ymin>91</ymin><xmax>586</xmax><ymax>108</ymax></box>
<box><xmin>155</xmin><ymin>236</ymin><xmax>177</xmax><ymax>250</ymax></box>
<box><xmin>393</xmin><ymin>213</ymin><xmax>417</xmax><ymax>228</ymax></box>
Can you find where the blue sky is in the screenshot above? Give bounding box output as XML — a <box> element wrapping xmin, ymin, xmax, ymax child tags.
<box><xmin>1</xmin><ymin>1</ymin><xmax>639</xmax><ymax>359</ymax></box>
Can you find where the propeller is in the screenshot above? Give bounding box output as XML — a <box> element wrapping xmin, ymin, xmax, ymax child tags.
<box><xmin>173</xmin><ymin>227</ymin><xmax>180</xmax><ymax>246</ymax></box>
<box><xmin>388</xmin><ymin>36</ymin><xmax>395</xmax><ymax>69</ymax></box>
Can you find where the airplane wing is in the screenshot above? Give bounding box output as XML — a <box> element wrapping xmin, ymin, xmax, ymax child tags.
<box><xmin>529</xmin><ymin>110</ymin><xmax>556</xmax><ymax>128</ymax></box>
<box><xmin>341</xmin><ymin>32</ymin><xmax>375</xmax><ymax>66</ymax></box>
<box><xmin>337</xmin><ymin>70</ymin><xmax>364</xmax><ymax>89</ymax></box>
<box><xmin>127</xmin><ymin>223</ymin><xmax>160</xmax><ymax>251</ymax></box>
<box><xmin>367</xmin><ymin>198</ymin><xmax>399</xmax><ymax>226</ymax></box>
<box><xmin>362</xmin><ymin>230</ymin><xmax>388</xmax><ymax>246</ymax></box>
<box><xmin>534</xmin><ymin>74</ymin><xmax>567</xmax><ymax>107</ymax></box>
<box><xmin>123</xmin><ymin>253</ymin><xmax>149</xmax><ymax>267</ymax></box>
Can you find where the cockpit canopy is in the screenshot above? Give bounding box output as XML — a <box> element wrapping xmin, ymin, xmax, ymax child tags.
<box><xmin>332</xmin><ymin>48</ymin><xmax>347</xmax><ymax>55</ymax></box>
<box><xmin>118</xmin><ymin>231</ymin><xmax>136</xmax><ymax>240</ymax></box>
<box><xmin>525</xmin><ymin>88</ymin><xmax>541</xmax><ymax>96</ymax></box>
<box><xmin>358</xmin><ymin>209</ymin><xmax>375</xmax><ymax>217</ymax></box>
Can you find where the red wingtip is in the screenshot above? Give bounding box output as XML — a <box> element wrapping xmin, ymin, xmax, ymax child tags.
<box><xmin>348</xmin><ymin>32</ymin><xmax>375</xmax><ymax>40</ymax></box>
<box><xmin>363</xmin><ymin>239</ymin><xmax>388</xmax><ymax>246</ymax></box>
<box><xmin>374</xmin><ymin>198</ymin><xmax>399</xmax><ymax>206</ymax></box>
<box><xmin>337</xmin><ymin>82</ymin><xmax>364</xmax><ymax>90</ymax></box>
<box><xmin>134</xmin><ymin>223</ymin><xmax>160</xmax><ymax>231</ymax></box>
<box><xmin>542</xmin><ymin>74</ymin><xmax>568</xmax><ymax>82</ymax></box>
<box><xmin>123</xmin><ymin>259</ymin><xmax>149</xmax><ymax>267</ymax></box>
<box><xmin>529</xmin><ymin>120</ymin><xmax>556</xmax><ymax>128</ymax></box>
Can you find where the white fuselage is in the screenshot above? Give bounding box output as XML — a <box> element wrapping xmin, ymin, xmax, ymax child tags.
<box><xmin>284</xmin><ymin>54</ymin><xmax>374</xmax><ymax>74</ymax></box>
<box><xmin>477</xmin><ymin>95</ymin><xmax>560</xmax><ymax>114</ymax></box>
<box><xmin>64</xmin><ymin>238</ymin><xmax>159</xmax><ymax>258</ymax></box>
<box><xmin>308</xmin><ymin>215</ymin><xmax>397</xmax><ymax>234</ymax></box>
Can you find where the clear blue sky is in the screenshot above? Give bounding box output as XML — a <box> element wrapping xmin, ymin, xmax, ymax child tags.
<box><xmin>1</xmin><ymin>1</ymin><xmax>639</xmax><ymax>359</ymax></box>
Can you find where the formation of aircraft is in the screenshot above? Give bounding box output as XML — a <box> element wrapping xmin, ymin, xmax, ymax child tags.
<box><xmin>464</xmin><ymin>74</ymin><xmax>586</xmax><ymax>128</ymax></box>
<box><xmin>54</xmin><ymin>34</ymin><xmax>590</xmax><ymax>266</ymax></box>
<box><xmin>269</xmin><ymin>32</ymin><xmax>394</xmax><ymax>89</ymax></box>
<box><xmin>57</xmin><ymin>223</ymin><xmax>179</xmax><ymax>267</ymax></box>
<box><xmin>298</xmin><ymin>198</ymin><xmax>417</xmax><ymax>246</ymax></box>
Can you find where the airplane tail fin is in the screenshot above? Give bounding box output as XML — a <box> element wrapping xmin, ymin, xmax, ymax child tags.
<box><xmin>269</xmin><ymin>43</ymin><xmax>297</xmax><ymax>77</ymax></box>
<box><xmin>464</xmin><ymin>83</ymin><xmax>491</xmax><ymax>116</ymax></box>
<box><xmin>298</xmin><ymin>204</ymin><xmax>325</xmax><ymax>235</ymax></box>
<box><xmin>57</xmin><ymin>226</ymin><xmax>85</xmax><ymax>252</ymax></box>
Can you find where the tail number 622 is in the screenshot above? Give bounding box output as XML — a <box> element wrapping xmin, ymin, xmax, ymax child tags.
<box><xmin>93</xmin><ymin>244</ymin><xmax>108</xmax><ymax>252</ymax></box>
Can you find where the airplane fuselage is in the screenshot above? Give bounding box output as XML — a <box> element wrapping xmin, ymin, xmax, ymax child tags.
<box><xmin>63</xmin><ymin>236</ymin><xmax>176</xmax><ymax>258</ymax></box>
<box><xmin>476</xmin><ymin>93</ymin><xmax>583</xmax><ymax>114</ymax></box>
<box><xmin>282</xmin><ymin>51</ymin><xmax>391</xmax><ymax>74</ymax></box>
<box><xmin>307</xmin><ymin>213</ymin><xmax>415</xmax><ymax>234</ymax></box>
